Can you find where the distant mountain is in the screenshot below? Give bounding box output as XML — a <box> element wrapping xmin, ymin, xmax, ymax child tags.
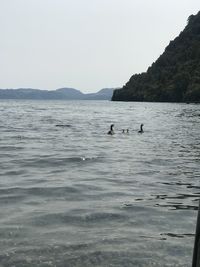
<box><xmin>112</xmin><ymin>11</ymin><xmax>200</xmax><ymax>102</ymax></box>
<box><xmin>0</xmin><ymin>88</ymin><xmax>115</xmax><ymax>100</ymax></box>
<box><xmin>55</xmin><ymin>88</ymin><xmax>84</xmax><ymax>99</ymax></box>
<box><xmin>83</xmin><ymin>88</ymin><xmax>115</xmax><ymax>100</ymax></box>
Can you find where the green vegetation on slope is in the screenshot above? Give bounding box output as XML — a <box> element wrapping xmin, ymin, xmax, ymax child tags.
<box><xmin>112</xmin><ymin>11</ymin><xmax>200</xmax><ymax>102</ymax></box>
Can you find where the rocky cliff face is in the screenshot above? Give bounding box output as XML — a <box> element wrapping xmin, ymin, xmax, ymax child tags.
<box><xmin>112</xmin><ymin>11</ymin><xmax>200</xmax><ymax>102</ymax></box>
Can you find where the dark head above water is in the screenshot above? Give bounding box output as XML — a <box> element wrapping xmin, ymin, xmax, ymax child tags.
<box><xmin>107</xmin><ymin>124</ymin><xmax>114</xmax><ymax>135</ymax></box>
<box><xmin>122</xmin><ymin>129</ymin><xmax>129</xmax><ymax>134</ymax></box>
<box><xmin>138</xmin><ymin>124</ymin><xmax>144</xmax><ymax>133</ymax></box>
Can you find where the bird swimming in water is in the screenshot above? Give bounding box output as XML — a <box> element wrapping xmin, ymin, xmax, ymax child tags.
<box><xmin>122</xmin><ymin>129</ymin><xmax>129</xmax><ymax>134</ymax></box>
<box><xmin>107</xmin><ymin>124</ymin><xmax>114</xmax><ymax>135</ymax></box>
<box><xmin>138</xmin><ymin>124</ymin><xmax>144</xmax><ymax>133</ymax></box>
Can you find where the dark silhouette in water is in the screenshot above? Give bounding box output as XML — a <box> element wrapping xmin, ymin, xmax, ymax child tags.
<box><xmin>138</xmin><ymin>124</ymin><xmax>144</xmax><ymax>133</ymax></box>
<box><xmin>107</xmin><ymin>124</ymin><xmax>114</xmax><ymax>135</ymax></box>
<box><xmin>55</xmin><ymin>124</ymin><xmax>71</xmax><ymax>127</ymax></box>
<box><xmin>122</xmin><ymin>129</ymin><xmax>129</xmax><ymax>134</ymax></box>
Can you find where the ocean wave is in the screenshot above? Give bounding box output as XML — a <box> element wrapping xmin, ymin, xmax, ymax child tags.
<box><xmin>29</xmin><ymin>211</ymin><xmax>128</xmax><ymax>227</ymax></box>
<box><xmin>0</xmin><ymin>186</ymin><xmax>81</xmax><ymax>198</ymax></box>
<box><xmin>0</xmin><ymin>248</ymin><xmax>190</xmax><ymax>267</ymax></box>
<box><xmin>9</xmin><ymin>155</ymin><xmax>102</xmax><ymax>168</ymax></box>
<box><xmin>0</xmin><ymin>100</ymin><xmax>199</xmax><ymax>266</ymax></box>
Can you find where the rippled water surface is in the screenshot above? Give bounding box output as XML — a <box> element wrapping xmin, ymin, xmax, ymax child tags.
<box><xmin>0</xmin><ymin>100</ymin><xmax>200</xmax><ymax>266</ymax></box>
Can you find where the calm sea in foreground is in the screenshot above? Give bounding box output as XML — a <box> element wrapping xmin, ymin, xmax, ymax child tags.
<box><xmin>0</xmin><ymin>100</ymin><xmax>200</xmax><ymax>267</ymax></box>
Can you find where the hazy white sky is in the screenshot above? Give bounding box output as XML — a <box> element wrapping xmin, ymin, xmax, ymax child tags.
<box><xmin>0</xmin><ymin>0</ymin><xmax>199</xmax><ymax>92</ymax></box>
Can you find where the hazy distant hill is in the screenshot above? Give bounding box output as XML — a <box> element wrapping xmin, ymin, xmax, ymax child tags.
<box><xmin>83</xmin><ymin>88</ymin><xmax>114</xmax><ymax>100</ymax></box>
<box><xmin>0</xmin><ymin>88</ymin><xmax>114</xmax><ymax>100</ymax></box>
<box><xmin>112</xmin><ymin>11</ymin><xmax>200</xmax><ymax>102</ymax></box>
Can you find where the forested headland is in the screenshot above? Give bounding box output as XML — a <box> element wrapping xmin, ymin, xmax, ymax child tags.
<box><xmin>112</xmin><ymin>11</ymin><xmax>200</xmax><ymax>102</ymax></box>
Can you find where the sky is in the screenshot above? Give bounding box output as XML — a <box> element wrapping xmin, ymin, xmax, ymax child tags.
<box><xmin>0</xmin><ymin>0</ymin><xmax>199</xmax><ymax>93</ymax></box>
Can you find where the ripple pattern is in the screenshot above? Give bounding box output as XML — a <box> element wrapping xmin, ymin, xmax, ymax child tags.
<box><xmin>0</xmin><ymin>100</ymin><xmax>200</xmax><ymax>266</ymax></box>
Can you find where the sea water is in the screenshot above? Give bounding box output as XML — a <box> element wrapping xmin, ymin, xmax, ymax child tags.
<box><xmin>0</xmin><ymin>100</ymin><xmax>199</xmax><ymax>266</ymax></box>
